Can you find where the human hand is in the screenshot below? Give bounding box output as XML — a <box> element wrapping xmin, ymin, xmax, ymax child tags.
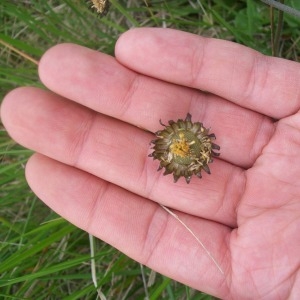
<box><xmin>1</xmin><ymin>28</ymin><xmax>300</xmax><ymax>299</ymax></box>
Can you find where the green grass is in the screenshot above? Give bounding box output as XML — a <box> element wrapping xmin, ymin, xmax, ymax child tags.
<box><xmin>0</xmin><ymin>0</ymin><xmax>299</xmax><ymax>299</ymax></box>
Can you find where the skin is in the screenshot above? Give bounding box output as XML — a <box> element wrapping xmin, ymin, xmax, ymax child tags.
<box><xmin>1</xmin><ymin>28</ymin><xmax>300</xmax><ymax>299</ymax></box>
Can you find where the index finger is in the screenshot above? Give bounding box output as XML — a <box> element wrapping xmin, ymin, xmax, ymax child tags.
<box><xmin>115</xmin><ymin>28</ymin><xmax>300</xmax><ymax>119</ymax></box>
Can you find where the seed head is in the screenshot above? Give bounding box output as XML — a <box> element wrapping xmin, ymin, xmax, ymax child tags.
<box><xmin>89</xmin><ymin>0</ymin><xmax>110</xmax><ymax>16</ymax></box>
<box><xmin>149</xmin><ymin>113</ymin><xmax>220</xmax><ymax>184</ymax></box>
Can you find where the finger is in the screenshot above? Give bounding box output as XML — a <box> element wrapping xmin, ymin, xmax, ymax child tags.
<box><xmin>115</xmin><ymin>28</ymin><xmax>300</xmax><ymax>119</ymax></box>
<box><xmin>1</xmin><ymin>87</ymin><xmax>243</xmax><ymax>227</ymax></box>
<box><xmin>38</xmin><ymin>43</ymin><xmax>274</xmax><ymax>168</ymax></box>
<box><xmin>25</xmin><ymin>153</ymin><xmax>231</xmax><ymax>298</ymax></box>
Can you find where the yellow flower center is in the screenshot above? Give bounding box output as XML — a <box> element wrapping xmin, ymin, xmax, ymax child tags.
<box><xmin>170</xmin><ymin>132</ymin><xmax>195</xmax><ymax>158</ymax></box>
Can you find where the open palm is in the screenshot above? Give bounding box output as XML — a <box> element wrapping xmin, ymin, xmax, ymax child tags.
<box><xmin>1</xmin><ymin>28</ymin><xmax>300</xmax><ymax>299</ymax></box>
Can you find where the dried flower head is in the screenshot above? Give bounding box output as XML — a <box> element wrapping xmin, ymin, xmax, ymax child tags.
<box><xmin>89</xmin><ymin>0</ymin><xmax>110</xmax><ymax>16</ymax></box>
<box><xmin>149</xmin><ymin>113</ymin><xmax>220</xmax><ymax>184</ymax></box>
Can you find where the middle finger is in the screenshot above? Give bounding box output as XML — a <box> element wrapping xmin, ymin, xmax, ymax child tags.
<box><xmin>3</xmin><ymin>87</ymin><xmax>244</xmax><ymax>227</ymax></box>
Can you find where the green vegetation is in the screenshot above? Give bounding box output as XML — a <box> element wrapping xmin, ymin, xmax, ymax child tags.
<box><xmin>0</xmin><ymin>1</ymin><xmax>299</xmax><ymax>299</ymax></box>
